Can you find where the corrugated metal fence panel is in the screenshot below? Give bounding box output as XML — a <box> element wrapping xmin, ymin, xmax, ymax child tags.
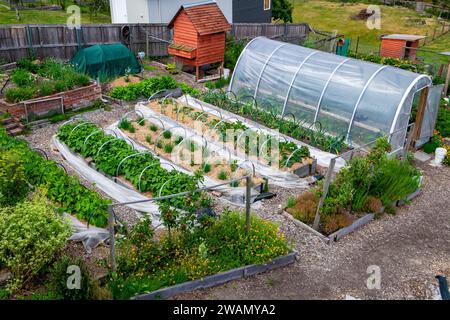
<box><xmin>0</xmin><ymin>23</ymin><xmax>310</xmax><ymax>62</ymax></box>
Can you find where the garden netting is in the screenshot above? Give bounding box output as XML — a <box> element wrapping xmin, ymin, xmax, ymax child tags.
<box><xmin>229</xmin><ymin>37</ymin><xmax>432</xmax><ymax>150</ymax></box>
<box><xmin>70</xmin><ymin>43</ymin><xmax>142</xmax><ymax>80</ymax></box>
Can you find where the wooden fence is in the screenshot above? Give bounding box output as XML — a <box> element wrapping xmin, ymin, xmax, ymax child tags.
<box><xmin>0</xmin><ymin>23</ymin><xmax>310</xmax><ymax>62</ymax></box>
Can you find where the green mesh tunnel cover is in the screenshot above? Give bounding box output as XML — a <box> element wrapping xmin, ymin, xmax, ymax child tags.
<box><xmin>70</xmin><ymin>43</ymin><xmax>142</xmax><ymax>80</ymax></box>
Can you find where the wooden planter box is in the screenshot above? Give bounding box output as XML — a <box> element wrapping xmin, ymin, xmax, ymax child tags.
<box><xmin>133</xmin><ymin>252</ymin><xmax>297</xmax><ymax>300</ymax></box>
<box><xmin>0</xmin><ymin>81</ymin><xmax>101</xmax><ymax>122</ymax></box>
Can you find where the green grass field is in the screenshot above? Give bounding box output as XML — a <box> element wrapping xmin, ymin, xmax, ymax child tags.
<box><xmin>0</xmin><ymin>4</ymin><xmax>110</xmax><ymax>24</ymax></box>
<box><xmin>292</xmin><ymin>0</ymin><xmax>446</xmax><ymax>52</ymax></box>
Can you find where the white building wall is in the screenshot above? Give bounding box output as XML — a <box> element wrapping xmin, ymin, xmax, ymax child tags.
<box><xmin>148</xmin><ymin>0</ymin><xmax>233</xmax><ymax>24</ymax></box>
<box><xmin>111</xmin><ymin>0</ymin><xmax>233</xmax><ymax>24</ymax></box>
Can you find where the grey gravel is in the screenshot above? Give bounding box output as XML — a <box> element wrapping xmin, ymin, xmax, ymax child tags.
<box><xmin>23</xmin><ymin>103</ymin><xmax>142</xmax><ymax>228</ymax></box>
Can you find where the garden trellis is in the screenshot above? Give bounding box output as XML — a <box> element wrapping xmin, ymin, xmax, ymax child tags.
<box><xmin>229</xmin><ymin>37</ymin><xmax>433</xmax><ymax>151</ymax></box>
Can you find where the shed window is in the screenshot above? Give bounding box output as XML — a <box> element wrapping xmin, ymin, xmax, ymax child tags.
<box><xmin>264</xmin><ymin>0</ymin><xmax>271</xmax><ymax>10</ymax></box>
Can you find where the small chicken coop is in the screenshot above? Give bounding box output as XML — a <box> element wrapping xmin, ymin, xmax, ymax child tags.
<box><xmin>168</xmin><ymin>1</ymin><xmax>231</xmax><ymax>81</ymax></box>
<box><xmin>380</xmin><ymin>34</ymin><xmax>426</xmax><ymax>61</ymax></box>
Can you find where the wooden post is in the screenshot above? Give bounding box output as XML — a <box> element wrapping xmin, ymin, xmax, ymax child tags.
<box><xmin>403</xmin><ymin>123</ymin><xmax>415</xmax><ymax>160</ymax></box>
<box><xmin>245</xmin><ymin>175</ymin><xmax>251</xmax><ymax>234</ymax></box>
<box><xmin>195</xmin><ymin>65</ymin><xmax>200</xmax><ymax>82</ymax></box>
<box><xmin>312</xmin><ymin>158</ymin><xmax>336</xmax><ymax>230</ymax></box>
<box><xmin>108</xmin><ymin>206</ymin><xmax>116</xmax><ymax>273</ymax></box>
<box><xmin>444</xmin><ymin>60</ymin><xmax>450</xmax><ymax>97</ymax></box>
<box><xmin>412</xmin><ymin>87</ymin><xmax>430</xmax><ymax>142</ymax></box>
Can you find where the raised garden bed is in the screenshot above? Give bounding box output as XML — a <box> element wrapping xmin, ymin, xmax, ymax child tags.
<box><xmin>142</xmin><ymin>99</ymin><xmax>317</xmax><ymax>177</ymax></box>
<box><xmin>56</xmin><ymin>120</ymin><xmax>208</xmax><ymax>221</ymax></box>
<box><xmin>0</xmin><ymin>58</ymin><xmax>100</xmax><ymax>122</ymax></box>
<box><xmin>283</xmin><ymin>137</ymin><xmax>423</xmax><ymax>242</ymax></box>
<box><xmin>282</xmin><ymin>187</ymin><xmax>422</xmax><ymax>243</ymax></box>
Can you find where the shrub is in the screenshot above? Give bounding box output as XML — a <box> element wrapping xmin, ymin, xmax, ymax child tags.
<box><xmin>164</xmin><ymin>143</ymin><xmax>174</xmax><ymax>153</ymax></box>
<box><xmin>163</xmin><ymin>130</ymin><xmax>172</xmax><ymax>139</ymax></box>
<box><xmin>203</xmin><ymin>163</ymin><xmax>211</xmax><ymax>174</ymax></box>
<box><xmin>286</xmin><ymin>191</ymin><xmax>318</xmax><ymax>225</ymax></box>
<box><xmin>4</xmin><ymin>87</ymin><xmax>35</xmax><ymax>103</ymax></box>
<box><xmin>286</xmin><ymin>197</ymin><xmax>296</xmax><ymax>208</ymax></box>
<box><xmin>322</xmin><ymin>214</ymin><xmax>352</xmax><ymax>235</ymax></box>
<box><xmin>0</xmin><ymin>150</ymin><xmax>29</xmax><ymax>206</ymax></box>
<box><xmin>0</xmin><ymin>190</ymin><xmax>71</xmax><ymax>291</ymax></box>
<box><xmin>74</xmin><ymin>74</ymin><xmax>91</xmax><ymax>87</ymax></box>
<box><xmin>119</xmin><ymin>118</ymin><xmax>134</xmax><ymax>132</ymax></box>
<box><xmin>179</xmin><ymin>83</ymin><xmax>201</xmax><ymax>97</ymax></box>
<box><xmin>149</xmin><ymin>123</ymin><xmax>158</xmax><ymax>132</ymax></box>
<box><xmin>110</xmin><ymin>211</ymin><xmax>289</xmax><ymax>299</ymax></box>
<box><xmin>16</xmin><ymin>58</ymin><xmax>40</xmax><ymax>73</ymax></box>
<box><xmin>372</xmin><ymin>157</ymin><xmax>420</xmax><ymax>205</ymax></box>
<box><xmin>363</xmin><ymin>196</ymin><xmax>383</xmax><ymax>213</ymax></box>
<box><xmin>48</xmin><ymin>255</ymin><xmax>94</xmax><ymax>300</ymax></box>
<box><xmin>11</xmin><ymin>68</ymin><xmax>34</xmax><ymax>87</ymax></box>
<box><xmin>38</xmin><ymin>81</ymin><xmax>55</xmax><ymax>97</ymax></box>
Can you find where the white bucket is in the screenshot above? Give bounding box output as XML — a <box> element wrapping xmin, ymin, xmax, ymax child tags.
<box><xmin>434</xmin><ymin>147</ymin><xmax>447</xmax><ymax>165</ymax></box>
<box><xmin>138</xmin><ymin>52</ymin><xmax>145</xmax><ymax>60</ymax></box>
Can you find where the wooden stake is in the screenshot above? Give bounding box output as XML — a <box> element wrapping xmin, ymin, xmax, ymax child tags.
<box><xmin>444</xmin><ymin>60</ymin><xmax>450</xmax><ymax>97</ymax></box>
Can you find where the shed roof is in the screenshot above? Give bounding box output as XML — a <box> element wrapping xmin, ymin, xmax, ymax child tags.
<box><xmin>168</xmin><ymin>1</ymin><xmax>231</xmax><ymax>36</ymax></box>
<box><xmin>381</xmin><ymin>34</ymin><xmax>426</xmax><ymax>41</ymax></box>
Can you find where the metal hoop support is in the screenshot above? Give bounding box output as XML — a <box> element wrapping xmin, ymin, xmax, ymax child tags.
<box><xmin>308</xmin><ymin>121</ymin><xmax>323</xmax><ymax>132</ymax></box>
<box><xmin>236</xmin><ymin>127</ymin><xmax>261</xmax><ymax>151</ymax></box>
<box><xmin>158</xmin><ymin>179</ymin><xmax>171</xmax><ymax>197</ymax></box>
<box><xmin>138</xmin><ymin>163</ymin><xmax>160</xmax><ymax>192</ymax></box>
<box><xmin>281</xmin><ymin>112</ymin><xmax>297</xmax><ymax>125</ymax></box>
<box><xmin>83</xmin><ymin>130</ymin><xmax>103</xmax><ymax>146</ymax></box>
<box><xmin>104</xmin><ymin>128</ymin><xmax>118</xmax><ymax>138</ymax></box>
<box><xmin>32</xmin><ymin>148</ymin><xmax>48</xmax><ymax>160</ymax></box>
<box><xmin>231</xmin><ymin>160</ymin><xmax>256</xmax><ymax>183</ymax></box>
<box><xmin>212</xmin><ymin>116</ymin><xmax>241</xmax><ymax>131</ymax></box>
<box><xmin>145</xmin><ymin>116</ymin><xmax>166</xmax><ymax>131</ymax></box>
<box><xmin>194</xmin><ymin>111</ymin><xmax>208</xmax><ymax>122</ymax></box>
<box><xmin>121</xmin><ymin>110</ymin><xmax>144</xmax><ymax>122</ymax></box>
<box><xmin>284</xmin><ymin>146</ymin><xmax>307</xmax><ymax>168</ymax></box>
<box><xmin>39</xmin><ymin>162</ymin><xmax>67</xmax><ymax>184</ymax></box>
<box><xmin>68</xmin><ymin>121</ymin><xmax>95</xmax><ymax>141</ymax></box>
<box><xmin>159</xmin><ymin>92</ymin><xmax>174</xmax><ymax>105</ymax></box>
<box><xmin>115</xmin><ymin>151</ymin><xmax>153</xmax><ymax>177</ymax></box>
<box><xmin>240</xmin><ymin>95</ymin><xmax>257</xmax><ymax>109</ymax></box>
<box><xmin>148</xmin><ymin>90</ymin><xmax>166</xmax><ymax>102</ymax></box>
<box><xmin>96</xmin><ymin>138</ymin><xmax>126</xmax><ymax>157</ymax></box>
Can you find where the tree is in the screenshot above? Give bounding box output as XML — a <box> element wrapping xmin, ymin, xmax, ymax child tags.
<box><xmin>272</xmin><ymin>0</ymin><xmax>294</xmax><ymax>23</ymax></box>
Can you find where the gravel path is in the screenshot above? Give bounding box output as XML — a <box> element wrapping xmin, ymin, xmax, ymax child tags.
<box><xmin>174</xmin><ymin>162</ymin><xmax>450</xmax><ymax>300</ymax></box>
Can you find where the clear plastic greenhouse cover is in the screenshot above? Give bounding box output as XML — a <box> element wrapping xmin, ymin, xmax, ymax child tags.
<box><xmin>229</xmin><ymin>37</ymin><xmax>432</xmax><ymax>149</ymax></box>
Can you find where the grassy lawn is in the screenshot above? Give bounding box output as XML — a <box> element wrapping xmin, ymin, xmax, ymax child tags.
<box><xmin>417</xmin><ymin>35</ymin><xmax>450</xmax><ymax>66</ymax></box>
<box><xmin>0</xmin><ymin>5</ymin><xmax>110</xmax><ymax>24</ymax></box>
<box><xmin>292</xmin><ymin>0</ymin><xmax>444</xmax><ymax>54</ymax></box>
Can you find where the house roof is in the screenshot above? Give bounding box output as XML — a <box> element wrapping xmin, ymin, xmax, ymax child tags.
<box><xmin>381</xmin><ymin>34</ymin><xmax>426</xmax><ymax>41</ymax></box>
<box><xmin>168</xmin><ymin>1</ymin><xmax>231</xmax><ymax>35</ymax></box>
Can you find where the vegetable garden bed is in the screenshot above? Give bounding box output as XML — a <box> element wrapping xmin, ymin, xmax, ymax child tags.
<box><xmin>0</xmin><ymin>126</ymin><xmax>109</xmax><ymax>227</ymax></box>
<box><xmin>283</xmin><ymin>137</ymin><xmax>423</xmax><ymax>241</ymax></box>
<box><xmin>143</xmin><ymin>99</ymin><xmax>316</xmax><ymax>176</ymax></box>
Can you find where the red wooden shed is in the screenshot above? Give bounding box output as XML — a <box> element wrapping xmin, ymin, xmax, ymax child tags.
<box><xmin>380</xmin><ymin>34</ymin><xmax>426</xmax><ymax>61</ymax></box>
<box><xmin>168</xmin><ymin>1</ymin><xmax>231</xmax><ymax>81</ymax></box>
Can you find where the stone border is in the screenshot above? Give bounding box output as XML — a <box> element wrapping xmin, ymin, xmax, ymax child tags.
<box><xmin>282</xmin><ymin>188</ymin><xmax>422</xmax><ymax>243</ymax></box>
<box><xmin>133</xmin><ymin>252</ymin><xmax>297</xmax><ymax>300</ymax></box>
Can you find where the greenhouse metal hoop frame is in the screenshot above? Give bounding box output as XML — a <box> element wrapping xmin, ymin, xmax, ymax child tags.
<box><xmin>229</xmin><ymin>37</ymin><xmax>433</xmax><ymax>146</ymax></box>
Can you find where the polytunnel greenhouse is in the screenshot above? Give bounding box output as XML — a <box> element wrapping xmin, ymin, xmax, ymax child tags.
<box><xmin>229</xmin><ymin>37</ymin><xmax>432</xmax><ymax>150</ymax></box>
